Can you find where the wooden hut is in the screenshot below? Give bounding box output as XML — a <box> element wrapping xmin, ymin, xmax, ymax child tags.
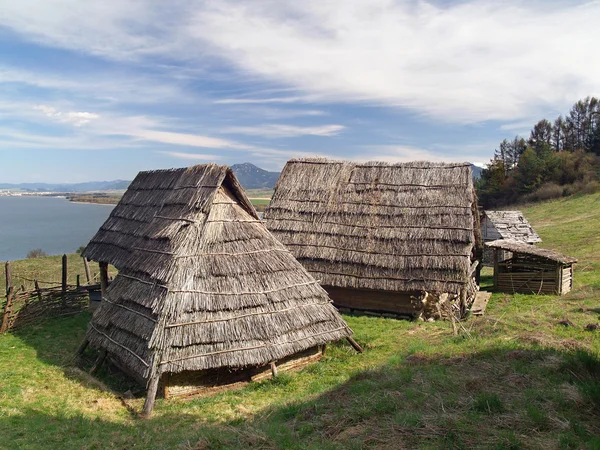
<box><xmin>481</xmin><ymin>211</ymin><xmax>541</xmax><ymax>265</ymax></box>
<box><xmin>264</xmin><ymin>159</ymin><xmax>482</xmax><ymax>320</ymax></box>
<box><xmin>486</xmin><ymin>239</ymin><xmax>577</xmax><ymax>295</ymax></box>
<box><xmin>80</xmin><ymin>164</ymin><xmax>353</xmax><ymax>416</ymax></box>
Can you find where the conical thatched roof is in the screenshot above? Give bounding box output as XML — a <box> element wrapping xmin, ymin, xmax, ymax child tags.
<box><xmin>482</xmin><ymin>210</ymin><xmax>541</xmax><ymax>243</ymax></box>
<box><xmin>83</xmin><ymin>164</ymin><xmax>352</xmax><ymax>383</ymax></box>
<box><xmin>264</xmin><ymin>159</ymin><xmax>481</xmax><ymax>295</ymax></box>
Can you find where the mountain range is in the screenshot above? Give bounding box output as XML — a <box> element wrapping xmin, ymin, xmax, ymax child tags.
<box><xmin>0</xmin><ymin>163</ymin><xmax>483</xmax><ymax>192</ymax></box>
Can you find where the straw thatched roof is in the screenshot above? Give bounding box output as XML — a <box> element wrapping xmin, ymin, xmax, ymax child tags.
<box><xmin>485</xmin><ymin>239</ymin><xmax>577</xmax><ymax>264</ymax></box>
<box><xmin>264</xmin><ymin>158</ymin><xmax>481</xmax><ymax>295</ymax></box>
<box><xmin>83</xmin><ymin>164</ymin><xmax>352</xmax><ymax>383</ymax></box>
<box><xmin>482</xmin><ymin>211</ymin><xmax>541</xmax><ymax>243</ymax></box>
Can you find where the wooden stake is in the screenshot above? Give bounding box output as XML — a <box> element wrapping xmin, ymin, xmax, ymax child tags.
<box><xmin>141</xmin><ymin>375</ymin><xmax>161</xmax><ymax>418</ymax></box>
<box><xmin>76</xmin><ymin>274</ymin><xmax>80</xmax><ymax>289</ymax></box>
<box><xmin>321</xmin><ymin>344</ymin><xmax>327</xmax><ymax>357</ymax></box>
<box><xmin>99</xmin><ymin>262</ymin><xmax>109</xmax><ymax>298</ymax></box>
<box><xmin>76</xmin><ymin>339</ymin><xmax>89</xmax><ymax>355</ymax></box>
<box><xmin>83</xmin><ymin>257</ymin><xmax>91</xmax><ymax>284</ymax></box>
<box><xmin>34</xmin><ymin>280</ymin><xmax>42</xmax><ymax>302</ymax></box>
<box><xmin>270</xmin><ymin>362</ymin><xmax>278</xmax><ymax>378</ymax></box>
<box><xmin>90</xmin><ymin>349</ymin><xmax>107</xmax><ymax>375</ymax></box>
<box><xmin>346</xmin><ymin>336</ymin><xmax>363</xmax><ymax>353</ymax></box>
<box><xmin>1</xmin><ymin>262</ymin><xmax>13</xmax><ymax>334</ymax></box>
<box><xmin>61</xmin><ymin>254</ymin><xmax>68</xmax><ymax>305</ymax></box>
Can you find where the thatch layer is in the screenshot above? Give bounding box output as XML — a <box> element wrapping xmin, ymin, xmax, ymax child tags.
<box><xmin>482</xmin><ymin>211</ymin><xmax>541</xmax><ymax>243</ymax></box>
<box><xmin>485</xmin><ymin>239</ymin><xmax>577</xmax><ymax>264</ymax></box>
<box><xmin>84</xmin><ymin>164</ymin><xmax>352</xmax><ymax>383</ymax></box>
<box><xmin>264</xmin><ymin>158</ymin><xmax>480</xmax><ymax>294</ymax></box>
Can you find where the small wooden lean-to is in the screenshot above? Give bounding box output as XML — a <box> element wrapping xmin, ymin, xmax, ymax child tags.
<box><xmin>486</xmin><ymin>239</ymin><xmax>577</xmax><ymax>295</ymax></box>
<box><xmin>79</xmin><ymin>164</ymin><xmax>354</xmax><ymax>417</ymax></box>
<box><xmin>264</xmin><ymin>159</ymin><xmax>482</xmax><ymax>320</ymax></box>
<box><xmin>481</xmin><ymin>211</ymin><xmax>541</xmax><ymax>265</ymax></box>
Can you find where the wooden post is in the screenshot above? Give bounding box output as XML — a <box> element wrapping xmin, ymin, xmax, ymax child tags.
<box><xmin>34</xmin><ymin>280</ymin><xmax>43</xmax><ymax>302</ymax></box>
<box><xmin>76</xmin><ymin>274</ymin><xmax>81</xmax><ymax>289</ymax></box>
<box><xmin>141</xmin><ymin>375</ymin><xmax>161</xmax><ymax>418</ymax></box>
<box><xmin>346</xmin><ymin>336</ymin><xmax>363</xmax><ymax>353</ymax></box>
<box><xmin>493</xmin><ymin>249</ymin><xmax>499</xmax><ymax>290</ymax></box>
<box><xmin>90</xmin><ymin>349</ymin><xmax>107</xmax><ymax>375</ymax></box>
<box><xmin>83</xmin><ymin>258</ymin><xmax>91</xmax><ymax>284</ymax></box>
<box><xmin>321</xmin><ymin>344</ymin><xmax>327</xmax><ymax>357</ymax></box>
<box><xmin>76</xmin><ymin>339</ymin><xmax>89</xmax><ymax>355</ymax></box>
<box><xmin>99</xmin><ymin>262</ymin><xmax>109</xmax><ymax>299</ymax></box>
<box><xmin>1</xmin><ymin>262</ymin><xmax>13</xmax><ymax>334</ymax></box>
<box><xmin>270</xmin><ymin>362</ymin><xmax>278</xmax><ymax>378</ymax></box>
<box><xmin>61</xmin><ymin>254</ymin><xmax>68</xmax><ymax>305</ymax></box>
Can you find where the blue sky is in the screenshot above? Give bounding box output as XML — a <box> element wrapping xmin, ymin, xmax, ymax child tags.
<box><xmin>1</xmin><ymin>0</ymin><xmax>598</xmax><ymax>183</ymax></box>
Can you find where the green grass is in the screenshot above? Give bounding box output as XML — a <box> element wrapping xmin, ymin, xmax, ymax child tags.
<box><xmin>0</xmin><ymin>254</ymin><xmax>118</xmax><ymax>298</ymax></box>
<box><xmin>1</xmin><ymin>193</ymin><xmax>600</xmax><ymax>448</ymax></box>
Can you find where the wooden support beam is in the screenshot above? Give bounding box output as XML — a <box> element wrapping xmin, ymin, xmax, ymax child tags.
<box><xmin>90</xmin><ymin>349</ymin><xmax>107</xmax><ymax>375</ymax></box>
<box><xmin>270</xmin><ymin>362</ymin><xmax>278</xmax><ymax>378</ymax></box>
<box><xmin>141</xmin><ymin>375</ymin><xmax>161</xmax><ymax>418</ymax></box>
<box><xmin>346</xmin><ymin>336</ymin><xmax>363</xmax><ymax>353</ymax></box>
<box><xmin>76</xmin><ymin>339</ymin><xmax>89</xmax><ymax>356</ymax></box>
<box><xmin>99</xmin><ymin>262</ymin><xmax>109</xmax><ymax>298</ymax></box>
<box><xmin>321</xmin><ymin>344</ymin><xmax>327</xmax><ymax>357</ymax></box>
<box><xmin>83</xmin><ymin>257</ymin><xmax>91</xmax><ymax>284</ymax></box>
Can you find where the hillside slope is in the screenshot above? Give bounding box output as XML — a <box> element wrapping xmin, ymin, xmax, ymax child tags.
<box><xmin>1</xmin><ymin>193</ymin><xmax>599</xmax><ymax>449</ymax></box>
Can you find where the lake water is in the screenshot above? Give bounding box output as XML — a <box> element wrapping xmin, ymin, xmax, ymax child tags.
<box><xmin>0</xmin><ymin>196</ymin><xmax>114</xmax><ymax>261</ymax></box>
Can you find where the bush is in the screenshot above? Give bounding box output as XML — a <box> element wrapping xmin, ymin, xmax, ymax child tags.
<box><xmin>75</xmin><ymin>246</ymin><xmax>86</xmax><ymax>255</ymax></box>
<box><xmin>26</xmin><ymin>248</ymin><xmax>47</xmax><ymax>258</ymax></box>
<box><xmin>522</xmin><ymin>183</ymin><xmax>563</xmax><ymax>203</ymax></box>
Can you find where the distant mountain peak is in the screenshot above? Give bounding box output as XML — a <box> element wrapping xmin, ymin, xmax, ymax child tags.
<box><xmin>231</xmin><ymin>163</ymin><xmax>280</xmax><ymax>189</ymax></box>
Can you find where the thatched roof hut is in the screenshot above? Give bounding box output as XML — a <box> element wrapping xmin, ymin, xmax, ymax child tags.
<box><xmin>264</xmin><ymin>158</ymin><xmax>482</xmax><ymax>319</ymax></box>
<box><xmin>79</xmin><ymin>164</ymin><xmax>353</xmax><ymax>416</ymax></box>
<box><xmin>486</xmin><ymin>239</ymin><xmax>577</xmax><ymax>295</ymax></box>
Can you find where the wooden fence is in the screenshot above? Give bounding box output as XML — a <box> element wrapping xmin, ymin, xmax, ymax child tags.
<box><xmin>0</xmin><ymin>255</ymin><xmax>91</xmax><ymax>334</ymax></box>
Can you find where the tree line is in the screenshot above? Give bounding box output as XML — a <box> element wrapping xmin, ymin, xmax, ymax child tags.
<box><xmin>477</xmin><ymin>96</ymin><xmax>600</xmax><ymax>208</ymax></box>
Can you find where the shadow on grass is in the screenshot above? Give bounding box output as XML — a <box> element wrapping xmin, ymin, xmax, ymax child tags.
<box><xmin>4</xmin><ymin>314</ymin><xmax>600</xmax><ymax>449</ymax></box>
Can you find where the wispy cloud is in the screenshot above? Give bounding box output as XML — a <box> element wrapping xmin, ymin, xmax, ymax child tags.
<box><xmin>214</xmin><ymin>96</ymin><xmax>311</xmax><ymax>105</ymax></box>
<box><xmin>33</xmin><ymin>105</ymin><xmax>99</xmax><ymax>126</ymax></box>
<box><xmin>155</xmin><ymin>151</ymin><xmax>221</xmax><ymax>160</ymax></box>
<box><xmin>223</xmin><ymin>124</ymin><xmax>345</xmax><ymax>138</ymax></box>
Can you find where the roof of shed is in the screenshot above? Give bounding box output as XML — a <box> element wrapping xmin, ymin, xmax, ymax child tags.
<box><xmin>483</xmin><ymin>210</ymin><xmax>541</xmax><ymax>243</ymax></box>
<box><xmin>264</xmin><ymin>158</ymin><xmax>480</xmax><ymax>294</ymax></box>
<box><xmin>485</xmin><ymin>239</ymin><xmax>577</xmax><ymax>264</ymax></box>
<box><xmin>82</xmin><ymin>164</ymin><xmax>352</xmax><ymax>382</ymax></box>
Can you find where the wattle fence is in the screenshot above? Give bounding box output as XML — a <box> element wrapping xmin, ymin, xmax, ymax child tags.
<box><xmin>0</xmin><ymin>256</ymin><xmax>92</xmax><ymax>334</ymax></box>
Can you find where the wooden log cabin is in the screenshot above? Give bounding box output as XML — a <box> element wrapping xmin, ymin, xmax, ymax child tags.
<box><xmin>481</xmin><ymin>210</ymin><xmax>541</xmax><ymax>266</ymax></box>
<box><xmin>486</xmin><ymin>239</ymin><xmax>577</xmax><ymax>295</ymax></box>
<box><xmin>264</xmin><ymin>159</ymin><xmax>483</xmax><ymax>320</ymax></box>
<box><xmin>79</xmin><ymin>164</ymin><xmax>354</xmax><ymax>416</ymax></box>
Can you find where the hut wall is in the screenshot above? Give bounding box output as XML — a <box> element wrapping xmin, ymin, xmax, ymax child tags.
<box><xmin>493</xmin><ymin>252</ymin><xmax>568</xmax><ymax>295</ymax></box>
<box><xmin>324</xmin><ymin>286</ymin><xmax>421</xmax><ymax>318</ymax></box>
<box><xmin>161</xmin><ymin>346</ymin><xmax>323</xmax><ymax>399</ymax></box>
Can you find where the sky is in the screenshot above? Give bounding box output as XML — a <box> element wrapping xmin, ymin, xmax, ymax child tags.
<box><xmin>1</xmin><ymin>0</ymin><xmax>599</xmax><ymax>183</ymax></box>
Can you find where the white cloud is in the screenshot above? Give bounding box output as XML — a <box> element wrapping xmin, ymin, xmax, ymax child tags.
<box><xmin>33</xmin><ymin>104</ymin><xmax>99</xmax><ymax>126</ymax></box>
<box><xmin>156</xmin><ymin>151</ymin><xmax>221</xmax><ymax>160</ymax></box>
<box><xmin>2</xmin><ymin>1</ymin><xmax>598</xmax><ymax>124</ymax></box>
<box><xmin>359</xmin><ymin>145</ymin><xmax>484</xmax><ymax>164</ymax></box>
<box><xmin>223</xmin><ymin>124</ymin><xmax>345</xmax><ymax>138</ymax></box>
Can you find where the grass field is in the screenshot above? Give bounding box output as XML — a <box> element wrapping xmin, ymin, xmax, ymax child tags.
<box><xmin>0</xmin><ymin>193</ymin><xmax>599</xmax><ymax>449</ymax></box>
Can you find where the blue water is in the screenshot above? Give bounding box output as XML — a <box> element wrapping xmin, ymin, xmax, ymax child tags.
<box><xmin>0</xmin><ymin>196</ymin><xmax>114</xmax><ymax>261</ymax></box>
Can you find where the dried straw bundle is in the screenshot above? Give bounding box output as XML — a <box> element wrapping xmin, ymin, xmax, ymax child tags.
<box><xmin>83</xmin><ymin>164</ymin><xmax>352</xmax><ymax>384</ymax></box>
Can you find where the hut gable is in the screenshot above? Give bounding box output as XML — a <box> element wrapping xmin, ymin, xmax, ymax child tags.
<box><xmin>264</xmin><ymin>159</ymin><xmax>480</xmax><ymax>296</ymax></box>
<box><xmin>485</xmin><ymin>239</ymin><xmax>577</xmax><ymax>264</ymax></box>
<box><xmin>84</xmin><ymin>163</ymin><xmax>352</xmax><ymax>386</ymax></box>
<box><xmin>482</xmin><ymin>211</ymin><xmax>541</xmax><ymax>243</ymax></box>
